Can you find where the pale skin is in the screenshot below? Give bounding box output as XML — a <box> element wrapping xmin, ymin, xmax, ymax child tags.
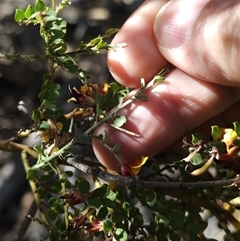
<box><xmin>93</xmin><ymin>0</ymin><xmax>240</xmax><ymax>171</ymax></box>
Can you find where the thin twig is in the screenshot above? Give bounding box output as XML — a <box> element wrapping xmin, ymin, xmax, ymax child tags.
<box><xmin>30</xmin><ymin>67</ymin><xmax>173</xmax><ymax>170</ymax></box>
<box><xmin>21</xmin><ymin>151</ymin><xmax>49</xmax><ymax>225</ymax></box>
<box><xmin>0</xmin><ymin>140</ymin><xmax>38</xmax><ymax>158</ymax></box>
<box><xmin>66</xmin><ymin>156</ymin><xmax>237</xmax><ymax>189</ymax></box>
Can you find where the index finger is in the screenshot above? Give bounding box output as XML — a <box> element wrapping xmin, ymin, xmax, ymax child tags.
<box><xmin>108</xmin><ymin>0</ymin><xmax>169</xmax><ymax>88</ymax></box>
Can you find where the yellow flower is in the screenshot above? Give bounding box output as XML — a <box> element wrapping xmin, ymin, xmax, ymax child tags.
<box><xmin>40</xmin><ymin>121</ymin><xmax>63</xmax><ymax>142</ymax></box>
<box><xmin>129</xmin><ymin>156</ymin><xmax>149</xmax><ymax>176</ymax></box>
<box><xmin>223</xmin><ymin>129</ymin><xmax>237</xmax><ymax>145</ymax></box>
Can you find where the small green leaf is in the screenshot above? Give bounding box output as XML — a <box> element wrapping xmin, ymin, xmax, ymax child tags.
<box><xmin>136</xmin><ymin>94</ymin><xmax>148</xmax><ymax>101</ymax></box>
<box><xmin>106</xmin><ymin>28</ymin><xmax>118</xmax><ymax>37</ymax></box>
<box><xmin>14</xmin><ymin>9</ymin><xmax>25</xmax><ymax>22</ymax></box>
<box><xmin>111</xmin><ymin>209</ymin><xmax>126</xmax><ymax>224</ymax></box>
<box><xmin>128</xmin><ymin>206</ymin><xmax>140</xmax><ymax>217</ymax></box>
<box><xmin>96</xmin><ymin>206</ymin><xmax>108</xmax><ymax>219</ymax></box>
<box><xmin>233</xmin><ymin>121</ymin><xmax>240</xmax><ymax>136</ymax></box>
<box><xmin>106</xmin><ymin>190</ymin><xmax>117</xmax><ymax>201</ymax></box>
<box><xmin>43</xmin><ymin>109</ymin><xmax>55</xmax><ymax>119</ymax></box>
<box><xmin>95</xmin><ymin>93</ymin><xmax>106</xmax><ymax>106</ymax></box>
<box><xmin>35</xmin><ymin>0</ymin><xmax>46</xmax><ymax>12</ymax></box>
<box><xmin>56</xmin><ymin>56</ymin><xmax>79</xmax><ymax>74</ymax></box>
<box><xmin>191</xmin><ymin>153</ymin><xmax>203</xmax><ymax>166</ymax></box>
<box><xmin>48</xmin><ymin>209</ymin><xmax>58</xmax><ymax>221</ymax></box>
<box><xmin>39</xmin><ymin>173</ymin><xmax>50</xmax><ymax>181</ymax></box>
<box><xmin>41</xmin><ymin>99</ymin><xmax>55</xmax><ymax>109</ymax></box>
<box><xmin>39</xmin><ymin>120</ymin><xmax>50</xmax><ymax>130</ymax></box>
<box><xmin>75</xmin><ymin>178</ymin><xmax>90</xmax><ymax>194</ymax></box>
<box><xmin>112</xmin><ymin>143</ymin><xmax>120</xmax><ymax>153</ymax></box>
<box><xmin>101</xmin><ymin>197</ymin><xmax>114</xmax><ymax>208</ymax></box>
<box><xmin>51</xmin><ymin>180</ymin><xmax>62</xmax><ymax>193</ymax></box>
<box><xmin>92</xmin><ymin>184</ymin><xmax>110</xmax><ymax>197</ymax></box>
<box><xmin>169</xmin><ymin>210</ymin><xmax>185</xmax><ymax>225</ymax></box>
<box><xmin>48</xmin><ymin>197</ymin><xmax>59</xmax><ymax>207</ymax></box>
<box><xmin>186</xmin><ymin>223</ymin><xmax>203</xmax><ymax>234</ymax></box>
<box><xmin>211</xmin><ymin>125</ymin><xmax>221</xmax><ymax>140</ymax></box>
<box><xmin>169</xmin><ymin>218</ymin><xmax>178</xmax><ymax>231</ymax></box>
<box><xmin>113</xmin><ymin>115</ymin><xmax>126</xmax><ymax>127</ymax></box>
<box><xmin>110</xmin><ymin>82</ymin><xmax>120</xmax><ymax>94</ymax></box>
<box><xmin>139</xmin><ymin>189</ymin><xmax>156</xmax><ymax>207</ymax></box>
<box><xmin>38</xmin><ymin>89</ymin><xmax>51</xmax><ymax>99</ymax></box>
<box><xmin>122</xmin><ymin>202</ymin><xmax>130</xmax><ymax>211</ymax></box>
<box><xmin>89</xmin><ymin>37</ymin><xmax>101</xmax><ymax>46</ymax></box>
<box><xmin>64</xmin><ymin>170</ymin><xmax>73</xmax><ymax>177</ymax></box>
<box><xmin>27</xmin><ymin>169</ymin><xmax>36</xmax><ymax>180</ymax></box>
<box><xmin>191</xmin><ymin>132</ymin><xmax>202</xmax><ymax>145</ymax></box>
<box><xmin>42</xmin><ymin>75</ymin><xmax>53</xmax><ymax>86</ymax></box>
<box><xmin>103</xmin><ymin>220</ymin><xmax>113</xmax><ymax>233</ymax></box>
<box><xmin>55</xmin><ymin>218</ymin><xmax>66</xmax><ymax>231</ymax></box>
<box><xmin>48</xmin><ymin>90</ymin><xmax>60</xmax><ymax>101</ymax></box>
<box><xmin>114</xmin><ymin>228</ymin><xmax>127</xmax><ymax>241</ymax></box>
<box><xmin>87</xmin><ymin>196</ymin><xmax>101</xmax><ymax>209</ymax></box>
<box><xmin>152</xmin><ymin>200</ymin><xmax>166</xmax><ymax>213</ymax></box>
<box><xmin>25</xmin><ymin>5</ymin><xmax>35</xmax><ymax>19</ymax></box>
<box><xmin>32</xmin><ymin>109</ymin><xmax>41</xmax><ymax>122</ymax></box>
<box><xmin>36</xmin><ymin>186</ymin><xmax>47</xmax><ymax>199</ymax></box>
<box><xmin>48</xmin><ymin>197</ymin><xmax>65</xmax><ymax>213</ymax></box>
<box><xmin>154</xmin><ymin>76</ymin><xmax>165</xmax><ymax>84</ymax></box>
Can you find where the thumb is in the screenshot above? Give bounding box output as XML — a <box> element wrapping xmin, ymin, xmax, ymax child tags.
<box><xmin>154</xmin><ymin>0</ymin><xmax>240</xmax><ymax>86</ymax></box>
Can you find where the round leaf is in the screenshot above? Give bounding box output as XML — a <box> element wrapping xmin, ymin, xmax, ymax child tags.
<box><xmin>101</xmin><ymin>197</ymin><xmax>114</xmax><ymax>208</ymax></box>
<box><xmin>169</xmin><ymin>210</ymin><xmax>185</xmax><ymax>225</ymax></box>
<box><xmin>14</xmin><ymin>9</ymin><xmax>25</xmax><ymax>22</ymax></box>
<box><xmin>103</xmin><ymin>220</ymin><xmax>113</xmax><ymax>233</ymax></box>
<box><xmin>87</xmin><ymin>196</ymin><xmax>101</xmax><ymax>209</ymax></box>
<box><xmin>114</xmin><ymin>228</ymin><xmax>127</xmax><ymax>241</ymax></box>
<box><xmin>191</xmin><ymin>153</ymin><xmax>203</xmax><ymax>166</ymax></box>
<box><xmin>75</xmin><ymin>178</ymin><xmax>90</xmax><ymax>194</ymax></box>
<box><xmin>128</xmin><ymin>206</ymin><xmax>140</xmax><ymax>217</ymax></box>
<box><xmin>96</xmin><ymin>206</ymin><xmax>108</xmax><ymax>219</ymax></box>
<box><xmin>211</xmin><ymin>125</ymin><xmax>221</xmax><ymax>140</ymax></box>
<box><xmin>139</xmin><ymin>189</ymin><xmax>156</xmax><ymax>206</ymax></box>
<box><xmin>113</xmin><ymin>115</ymin><xmax>126</xmax><ymax>127</ymax></box>
<box><xmin>35</xmin><ymin>0</ymin><xmax>46</xmax><ymax>11</ymax></box>
<box><xmin>25</xmin><ymin>5</ymin><xmax>35</xmax><ymax>19</ymax></box>
<box><xmin>48</xmin><ymin>209</ymin><xmax>58</xmax><ymax>221</ymax></box>
<box><xmin>92</xmin><ymin>184</ymin><xmax>110</xmax><ymax>197</ymax></box>
<box><xmin>111</xmin><ymin>209</ymin><xmax>126</xmax><ymax>224</ymax></box>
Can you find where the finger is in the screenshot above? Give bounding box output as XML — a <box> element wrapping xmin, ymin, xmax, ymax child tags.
<box><xmin>92</xmin><ymin>68</ymin><xmax>240</xmax><ymax>171</ymax></box>
<box><xmin>154</xmin><ymin>0</ymin><xmax>240</xmax><ymax>86</ymax></box>
<box><xmin>108</xmin><ymin>0</ymin><xmax>169</xmax><ymax>88</ymax></box>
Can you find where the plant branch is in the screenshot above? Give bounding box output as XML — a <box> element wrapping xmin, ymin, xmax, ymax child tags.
<box><xmin>0</xmin><ymin>139</ymin><xmax>38</xmax><ymax>158</ymax></box>
<box><xmin>0</xmin><ymin>53</ymin><xmax>45</xmax><ymax>61</ymax></box>
<box><xmin>66</xmin><ymin>156</ymin><xmax>237</xmax><ymax>189</ymax></box>
<box><xmin>21</xmin><ymin>151</ymin><xmax>49</xmax><ymax>225</ymax></box>
<box><xmin>66</xmin><ymin>156</ymin><xmax>240</xmax><ymax>222</ymax></box>
<box><xmin>30</xmin><ymin>67</ymin><xmax>173</xmax><ymax>170</ymax></box>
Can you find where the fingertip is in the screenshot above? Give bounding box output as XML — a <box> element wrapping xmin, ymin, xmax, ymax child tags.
<box><xmin>107</xmin><ymin>0</ymin><xmax>169</xmax><ymax>88</ymax></box>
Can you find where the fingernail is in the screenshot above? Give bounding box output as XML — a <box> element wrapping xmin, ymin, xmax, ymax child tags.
<box><xmin>154</xmin><ymin>1</ymin><xmax>206</xmax><ymax>48</ymax></box>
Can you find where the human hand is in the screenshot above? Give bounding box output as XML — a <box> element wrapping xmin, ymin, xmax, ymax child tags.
<box><xmin>93</xmin><ymin>0</ymin><xmax>240</xmax><ymax>171</ymax></box>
